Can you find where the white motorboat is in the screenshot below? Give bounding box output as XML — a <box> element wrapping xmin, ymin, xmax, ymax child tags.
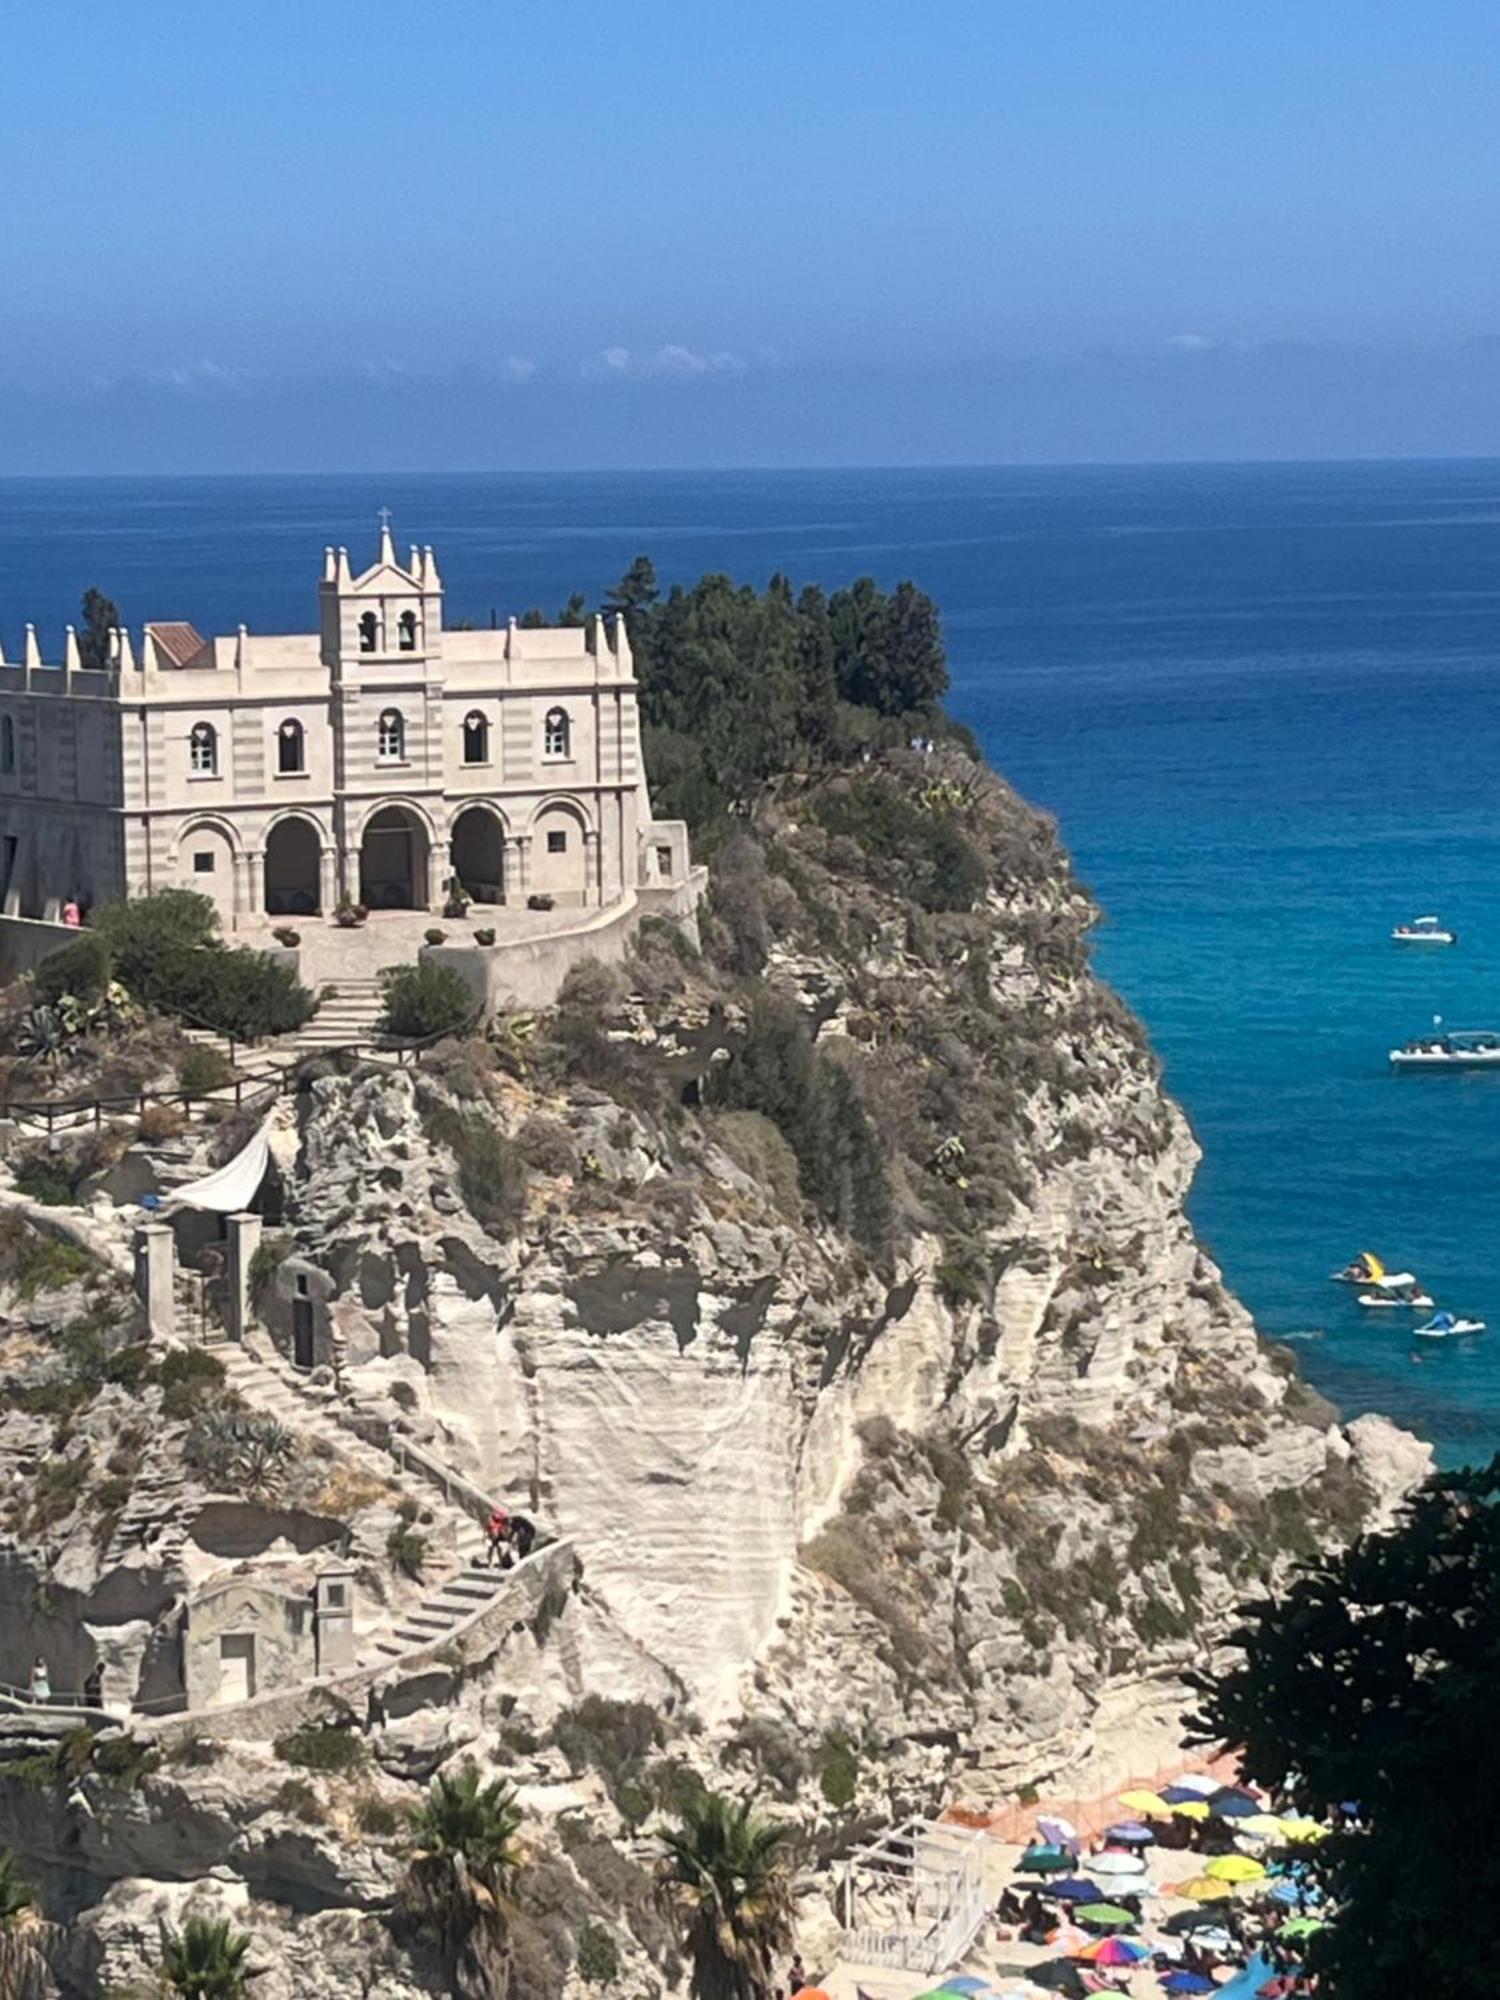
<box><xmin>1392</xmin><ymin>916</ymin><xmax>1456</xmax><ymax>945</ymax></box>
<box><xmin>1413</xmin><ymin>1312</ymin><xmax>1486</xmax><ymax>1339</ymax></box>
<box><xmin>1390</xmin><ymin>1029</ymin><xmax>1500</xmax><ymax>1069</ymax></box>
<box><xmin>1357</xmin><ymin>1274</ymin><xmax>1434</xmax><ymax>1310</ymax></box>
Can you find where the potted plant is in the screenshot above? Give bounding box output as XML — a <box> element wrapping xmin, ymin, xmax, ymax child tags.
<box><xmin>334</xmin><ymin>894</ymin><xmax>366</xmax><ymax>930</ymax></box>
<box><xmin>424</xmin><ymin>927</ymin><xmax>447</xmax><ymax>946</ymax></box>
<box><xmin>442</xmin><ymin>876</ymin><xmax>473</xmax><ymax>920</ymax></box>
<box><xmin>527</xmin><ymin>892</ymin><xmax>555</xmax><ymax>912</ymax></box>
<box><xmin>272</xmin><ymin>925</ymin><xmax>301</xmax><ymax>948</ymax></box>
<box><xmin>474</xmin><ymin>927</ymin><xmax>496</xmax><ymax>947</ymax></box>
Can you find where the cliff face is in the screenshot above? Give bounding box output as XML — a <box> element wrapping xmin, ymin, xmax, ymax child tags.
<box><xmin>0</xmin><ymin>743</ymin><xmax>1431</xmax><ymax>1997</ymax></box>
<box><xmin>283</xmin><ymin>746</ymin><xmax>1428</xmax><ymax>1794</ymax></box>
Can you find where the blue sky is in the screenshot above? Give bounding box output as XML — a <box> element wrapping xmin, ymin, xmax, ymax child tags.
<box><xmin>3</xmin><ymin>1</ymin><xmax>1498</xmax><ymax>469</ymax></box>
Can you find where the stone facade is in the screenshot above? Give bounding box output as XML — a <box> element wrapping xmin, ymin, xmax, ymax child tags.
<box><xmin>0</xmin><ymin>528</ymin><xmax>691</xmax><ymax>929</ymax></box>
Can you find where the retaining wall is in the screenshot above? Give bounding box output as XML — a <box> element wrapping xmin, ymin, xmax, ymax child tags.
<box><xmin>0</xmin><ymin>915</ymin><xmax>81</xmax><ymax>988</ymax></box>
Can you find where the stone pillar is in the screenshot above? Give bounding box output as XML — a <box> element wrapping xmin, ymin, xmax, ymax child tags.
<box><xmin>427</xmin><ymin>838</ymin><xmax>447</xmax><ymax>913</ymax></box>
<box><xmin>342</xmin><ymin>848</ymin><xmax>360</xmax><ymax>907</ymax></box>
<box><xmin>512</xmin><ymin>834</ymin><xmax>531</xmax><ymax>899</ymax></box>
<box><xmin>583</xmin><ymin>829</ymin><xmax>602</xmax><ymax>906</ymax></box>
<box><xmin>318</xmin><ymin>847</ymin><xmax>337</xmax><ymax>914</ymax></box>
<box><xmin>133</xmin><ymin>1223</ymin><xmax>175</xmax><ymax>1341</ymax></box>
<box><xmin>313</xmin><ymin>1566</ymin><xmax>357</xmax><ymax>1676</ymax></box>
<box><xmin>242</xmin><ymin>851</ymin><xmax>263</xmax><ymax>924</ymax></box>
<box><xmin>225</xmin><ymin>1211</ymin><xmax>263</xmax><ymax>1342</ymax></box>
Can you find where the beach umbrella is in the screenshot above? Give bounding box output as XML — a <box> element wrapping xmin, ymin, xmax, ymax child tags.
<box><xmin>1019</xmin><ymin>1845</ymin><xmax>1073</xmax><ymax>1874</ymax></box>
<box><xmin>1208</xmin><ymin>1789</ymin><xmax>1260</xmax><ymax>1819</ymax></box>
<box><xmin>1205</xmin><ymin>1855</ymin><xmax>1266</xmax><ymax>1883</ymax></box>
<box><xmin>1104</xmin><ymin>1823</ymin><xmax>1155</xmax><ymax>1845</ymax></box>
<box><xmin>1027</xmin><ymin>1959</ymin><xmax>1087</xmax><ymax>1996</ymax></box>
<box><xmin>1075</xmin><ymin>1938</ymin><xmax>1151</xmax><ymax>1967</ymax></box>
<box><xmin>1175</xmin><ymin>1877</ymin><xmax>1233</xmax><ymax>1902</ymax></box>
<box><xmin>1161</xmin><ymin>1975</ymin><xmax>1216</xmax><ymax>1994</ymax></box>
<box><xmin>1168</xmin><ymin>1774</ymin><xmax>1223</xmax><ymax>1796</ymax></box>
<box><xmin>1039</xmin><ymin>1815</ymin><xmax>1080</xmax><ymax>1846</ymax></box>
<box><xmin>1238</xmin><ymin>1814</ymin><xmax>1286</xmax><ymax>1840</ymax></box>
<box><xmin>1280</xmin><ymin>1917</ymin><xmax>1325</xmax><ymax>1940</ymax></box>
<box><xmin>791</xmin><ymin>1992</ymin><xmax>833</xmax><ymax>2000</ymax></box>
<box><xmin>939</xmin><ymin>1982</ymin><xmax>993</xmax><ymax>1995</ymax></box>
<box><xmin>1267</xmin><ymin>1881</ymin><xmax>1305</xmax><ymax>1907</ymax></box>
<box><xmin>1087</xmin><ymin>1851</ymin><xmax>1147</xmax><ymax>1878</ymax></box>
<box><xmin>1073</xmin><ymin>1904</ymin><xmax>1137</xmax><ymax>1931</ymax></box>
<box><xmin>1277</xmin><ymin>1819</ymin><xmax>1327</xmax><ymax>1845</ymax></box>
<box><xmin>1048</xmin><ymin>1878</ymin><xmax>1106</xmax><ymax>1903</ymax></box>
<box><xmin>1169</xmin><ymin>1801</ymin><xmax>1212</xmax><ymax>1821</ymax></box>
<box><xmin>1045</xmin><ymin>1923</ymin><xmax>1090</xmax><ymax>1956</ymax></box>
<box><xmin>1118</xmin><ymin>1789</ymin><xmax>1170</xmax><ymax>1816</ymax></box>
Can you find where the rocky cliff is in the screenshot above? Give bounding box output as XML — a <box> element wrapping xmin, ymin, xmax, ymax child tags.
<box><xmin>0</xmin><ymin>742</ymin><xmax>1430</xmax><ymax>1996</ymax></box>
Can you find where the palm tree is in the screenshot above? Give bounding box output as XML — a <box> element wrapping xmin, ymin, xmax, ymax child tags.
<box><xmin>0</xmin><ymin>1849</ymin><xmax>55</xmax><ymax>1999</ymax></box>
<box><xmin>400</xmin><ymin>1761</ymin><xmax>522</xmax><ymax>1998</ymax></box>
<box><xmin>158</xmin><ymin>1915</ymin><xmax>257</xmax><ymax>1998</ymax></box>
<box><xmin>656</xmin><ymin>1791</ymin><xmax>798</xmax><ymax>2000</ymax></box>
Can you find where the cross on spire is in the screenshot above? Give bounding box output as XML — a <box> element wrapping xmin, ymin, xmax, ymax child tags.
<box><xmin>376</xmin><ymin>506</ymin><xmax>393</xmax><ymax>532</ymax></box>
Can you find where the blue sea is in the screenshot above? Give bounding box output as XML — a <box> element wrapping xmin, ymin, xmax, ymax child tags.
<box><xmin>2</xmin><ymin>462</ymin><xmax>1498</xmax><ymax>1464</ymax></box>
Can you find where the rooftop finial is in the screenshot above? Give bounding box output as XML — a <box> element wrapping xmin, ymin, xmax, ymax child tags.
<box><xmin>377</xmin><ymin>506</ymin><xmax>395</xmax><ymax>567</ymax></box>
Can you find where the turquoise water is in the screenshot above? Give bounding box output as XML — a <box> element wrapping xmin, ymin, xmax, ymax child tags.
<box><xmin>2</xmin><ymin>462</ymin><xmax>1498</xmax><ymax>1461</ymax></box>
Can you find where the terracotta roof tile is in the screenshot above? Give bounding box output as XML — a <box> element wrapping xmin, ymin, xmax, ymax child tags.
<box><xmin>145</xmin><ymin>621</ymin><xmax>209</xmax><ymax>668</ymax></box>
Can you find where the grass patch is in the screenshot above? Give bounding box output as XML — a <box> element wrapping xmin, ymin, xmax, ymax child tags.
<box><xmin>273</xmin><ymin>1724</ymin><xmax>369</xmax><ymax>1777</ymax></box>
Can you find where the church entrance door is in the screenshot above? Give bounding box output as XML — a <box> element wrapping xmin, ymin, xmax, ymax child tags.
<box><xmin>359</xmin><ymin>806</ymin><xmax>429</xmax><ymax>910</ymax></box>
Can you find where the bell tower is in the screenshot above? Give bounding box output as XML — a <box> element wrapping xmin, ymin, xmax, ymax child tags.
<box><xmin>317</xmin><ymin>515</ymin><xmax>445</xmax><ymax>675</ymax></box>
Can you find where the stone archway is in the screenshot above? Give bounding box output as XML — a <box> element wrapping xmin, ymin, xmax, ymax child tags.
<box><xmin>359</xmin><ymin>805</ymin><xmax>430</xmax><ymax>911</ymax></box>
<box><xmin>450</xmin><ymin>806</ymin><xmax>506</xmax><ymax>905</ymax></box>
<box><xmin>263</xmin><ymin>815</ymin><xmax>322</xmax><ymax>915</ymax></box>
<box><xmin>178</xmin><ymin>821</ymin><xmax>238</xmax><ymax>929</ymax></box>
<box><xmin>529</xmin><ymin>801</ymin><xmax>590</xmax><ymax>904</ymax></box>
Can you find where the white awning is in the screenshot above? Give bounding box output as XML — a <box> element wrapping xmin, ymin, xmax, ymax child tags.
<box><xmin>162</xmin><ymin>1118</ymin><xmax>272</xmax><ymax>1213</ymax></box>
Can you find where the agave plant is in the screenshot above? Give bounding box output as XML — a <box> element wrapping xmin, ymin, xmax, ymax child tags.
<box><xmin>14</xmin><ymin>1005</ymin><xmax>66</xmax><ymax>1066</ymax></box>
<box><xmin>158</xmin><ymin>1914</ymin><xmax>258</xmax><ymax>1997</ymax></box>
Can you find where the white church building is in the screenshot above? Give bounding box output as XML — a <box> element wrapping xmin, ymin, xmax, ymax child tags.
<box><xmin>0</xmin><ymin>525</ymin><xmax>692</xmax><ymax>929</ymax></box>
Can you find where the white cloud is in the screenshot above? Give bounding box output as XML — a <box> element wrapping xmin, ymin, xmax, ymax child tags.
<box><xmin>1166</xmin><ymin>332</ymin><xmax>1217</xmax><ymax>354</ymax></box>
<box><xmin>499</xmin><ymin>354</ymin><xmax>538</xmax><ymax>382</ymax></box>
<box><xmin>586</xmin><ymin>343</ymin><xmax>747</xmax><ymax>380</ymax></box>
<box><xmin>146</xmin><ymin>357</ymin><xmax>244</xmax><ymax>391</ymax></box>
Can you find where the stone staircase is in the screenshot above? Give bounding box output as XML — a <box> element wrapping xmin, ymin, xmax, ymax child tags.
<box><xmin>213</xmin><ymin>1333</ymin><xmax>503</xmax><ymax>1663</ymax></box>
<box><xmin>181</xmin><ymin>976</ymin><xmax>395</xmax><ymax>1082</ymax></box>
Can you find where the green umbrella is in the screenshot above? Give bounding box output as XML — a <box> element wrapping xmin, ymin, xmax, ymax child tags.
<box><xmin>1018</xmin><ymin>1845</ymin><xmax>1072</xmax><ymax>1874</ymax></box>
<box><xmin>1074</xmin><ymin>1903</ymin><xmax>1136</xmax><ymax>1929</ymax></box>
<box><xmin>1280</xmin><ymin>1917</ymin><xmax>1325</xmax><ymax>1939</ymax></box>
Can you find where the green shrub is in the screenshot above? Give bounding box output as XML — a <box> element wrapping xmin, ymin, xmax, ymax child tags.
<box><xmin>152</xmin><ymin>944</ymin><xmax>316</xmax><ymax>1040</ymax></box>
<box><xmin>11</xmin><ymin>1156</ymin><xmax>82</xmax><ymax>1207</ymax></box>
<box><xmin>34</xmin><ymin>930</ymin><xmax>113</xmax><ymax>1008</ymax></box>
<box><xmin>420</xmin><ymin>1099</ymin><xmax>527</xmax><ymax>1235</ymax></box>
<box><xmin>354</xmin><ymin>1792</ymin><xmax>402</xmax><ymax>1837</ymax></box>
<box><xmin>273</xmin><ymin>1776</ymin><xmax>324</xmax><ymax>1822</ymax></box>
<box><xmin>157</xmin><ymin>1345</ymin><xmax>227</xmax><ymax>1422</ymax></box>
<box><xmin>273</xmin><ymin>1724</ymin><xmax>368</xmax><ymax>1777</ymax></box>
<box><xmin>177</xmin><ymin>1045</ymin><xmax>235</xmax><ymax>1094</ymax></box>
<box><xmin>817</xmin><ymin>1728</ymin><xmax>860</xmax><ymax>1808</ymax></box>
<box><xmin>576</xmin><ymin>1919</ymin><xmax>621</xmax><ymax>1986</ymax></box>
<box><xmin>379</xmin><ymin>961</ymin><xmax>475</xmax><ymax>1040</ymax></box>
<box><xmin>814</xmin><ymin>774</ymin><xmax>987</xmax><ymax>912</ymax></box>
<box><xmin>89</xmin><ymin>1734</ymin><xmax>161</xmax><ymax>1788</ymax></box>
<box><xmin>387</xmin><ymin>1524</ymin><xmax>428</xmax><ymax>1578</ymax></box>
<box><xmin>0</xmin><ymin>1217</ymin><xmax>97</xmax><ymax>1299</ymax></box>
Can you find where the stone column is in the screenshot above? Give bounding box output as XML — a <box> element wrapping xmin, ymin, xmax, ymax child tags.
<box><xmin>583</xmin><ymin>829</ymin><xmax>602</xmax><ymax>906</ymax></box>
<box><xmin>511</xmin><ymin>834</ymin><xmax>531</xmax><ymax>899</ymax></box>
<box><xmin>342</xmin><ymin>848</ymin><xmax>361</xmax><ymax>907</ymax></box>
<box><xmin>318</xmin><ymin>847</ymin><xmax>337</xmax><ymax>914</ymax></box>
<box><xmin>225</xmin><ymin>1211</ymin><xmax>263</xmax><ymax>1342</ymax></box>
<box><xmin>133</xmin><ymin>1223</ymin><xmax>175</xmax><ymax>1341</ymax></box>
<box><xmin>243</xmin><ymin>851</ymin><xmax>263</xmax><ymax>924</ymax></box>
<box><xmin>426</xmin><ymin>838</ymin><xmax>447</xmax><ymax>913</ymax></box>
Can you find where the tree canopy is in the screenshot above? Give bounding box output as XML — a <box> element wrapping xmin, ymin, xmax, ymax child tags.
<box><xmin>1190</xmin><ymin>1454</ymin><xmax>1500</xmax><ymax>2000</ymax></box>
<box><xmin>78</xmin><ymin>586</ymin><xmax>120</xmax><ymax>672</ymax></box>
<box><xmin>656</xmin><ymin>1790</ymin><xmax>798</xmax><ymax>2000</ymax></box>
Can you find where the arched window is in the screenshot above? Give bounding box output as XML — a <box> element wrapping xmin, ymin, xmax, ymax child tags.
<box><xmin>358</xmin><ymin>609</ymin><xmax>379</xmax><ymax>654</ymax></box>
<box><xmin>462</xmin><ymin>711</ymin><xmax>489</xmax><ymax>765</ymax></box>
<box><xmin>377</xmin><ymin>709</ymin><xmax>405</xmax><ymax>762</ymax></box>
<box><xmin>189</xmin><ymin>721</ymin><xmax>218</xmax><ymax>775</ymax></box>
<box><xmin>543</xmin><ymin>707</ymin><xmax>571</xmax><ymax>759</ymax></box>
<box><xmin>277</xmin><ymin>718</ymin><xmax>305</xmax><ymax>775</ymax></box>
<box><xmin>398</xmin><ymin>609</ymin><xmax>418</xmax><ymax>652</ymax></box>
<box><xmin>0</xmin><ymin>717</ymin><xmax>14</xmax><ymax>773</ymax></box>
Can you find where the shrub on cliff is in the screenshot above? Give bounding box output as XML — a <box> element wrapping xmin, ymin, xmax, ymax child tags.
<box><xmin>85</xmin><ymin>890</ymin><xmax>315</xmax><ymax>1041</ymax></box>
<box><xmin>33</xmin><ymin>929</ymin><xmax>113</xmax><ymax>1008</ymax></box>
<box><xmin>1191</xmin><ymin>1455</ymin><xmax>1500</xmax><ymax>2000</ymax></box>
<box><xmin>379</xmin><ymin>961</ymin><xmax>475</xmax><ymax>1040</ymax></box>
<box><xmin>420</xmin><ymin>1098</ymin><xmax>527</xmax><ymax>1235</ymax></box>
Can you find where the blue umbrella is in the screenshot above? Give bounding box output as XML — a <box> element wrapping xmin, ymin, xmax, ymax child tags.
<box><xmin>1210</xmin><ymin>1789</ymin><xmax>1260</xmax><ymax>1819</ymax></box>
<box><xmin>1162</xmin><ymin>1976</ymin><xmax>1216</xmax><ymax>1995</ymax></box>
<box><xmin>1105</xmin><ymin>1822</ymin><xmax>1155</xmax><ymax>1844</ymax></box>
<box><xmin>1268</xmin><ymin>1881</ymin><xmax>1304</xmax><ymax>1906</ymax></box>
<box><xmin>941</xmin><ymin>1983</ymin><xmax>993</xmax><ymax>1996</ymax></box>
<box><xmin>1047</xmin><ymin>1877</ymin><xmax>1106</xmax><ymax>1902</ymax></box>
<box><xmin>1160</xmin><ymin>1786</ymin><xmax>1206</xmax><ymax>1805</ymax></box>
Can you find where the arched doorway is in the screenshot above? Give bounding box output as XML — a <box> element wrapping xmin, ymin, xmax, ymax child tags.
<box><xmin>450</xmin><ymin>806</ymin><xmax>505</xmax><ymax>904</ymax></box>
<box><xmin>530</xmin><ymin>802</ymin><xmax>590</xmax><ymax>904</ymax></box>
<box><xmin>178</xmin><ymin>821</ymin><xmax>238</xmax><ymax>929</ymax></box>
<box><xmin>359</xmin><ymin>805</ymin><xmax>430</xmax><ymax>910</ymax></box>
<box><xmin>263</xmin><ymin>815</ymin><xmax>322</xmax><ymax>915</ymax></box>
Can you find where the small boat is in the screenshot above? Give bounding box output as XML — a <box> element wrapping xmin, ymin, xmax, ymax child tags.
<box><xmin>1390</xmin><ymin>1029</ymin><xmax>1500</xmax><ymax>1069</ymax></box>
<box><xmin>1330</xmin><ymin>1251</ymin><xmax>1384</xmax><ymax>1284</ymax></box>
<box><xmin>1391</xmin><ymin>916</ymin><xmax>1456</xmax><ymax>945</ymax></box>
<box><xmin>1357</xmin><ymin>1274</ymin><xmax>1434</xmax><ymax>1310</ymax></box>
<box><xmin>1413</xmin><ymin>1312</ymin><xmax>1486</xmax><ymax>1339</ymax></box>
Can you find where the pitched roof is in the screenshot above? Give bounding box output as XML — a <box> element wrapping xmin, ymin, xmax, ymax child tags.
<box><xmin>145</xmin><ymin>621</ymin><xmax>210</xmax><ymax>668</ymax></box>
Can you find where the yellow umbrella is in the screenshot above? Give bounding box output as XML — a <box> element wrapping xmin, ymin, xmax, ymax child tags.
<box><xmin>1239</xmin><ymin>1814</ymin><xmax>1286</xmax><ymax>1840</ymax></box>
<box><xmin>1176</xmin><ymin>1877</ymin><xmax>1233</xmax><ymax>1902</ymax></box>
<box><xmin>1169</xmin><ymin>1801</ymin><xmax>1211</xmax><ymax>1820</ymax></box>
<box><xmin>1118</xmin><ymin>1789</ymin><xmax>1170</xmax><ymax>1816</ymax></box>
<box><xmin>1205</xmin><ymin>1855</ymin><xmax>1266</xmax><ymax>1883</ymax></box>
<box><xmin>1279</xmin><ymin>1819</ymin><xmax>1328</xmax><ymax>1844</ymax></box>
